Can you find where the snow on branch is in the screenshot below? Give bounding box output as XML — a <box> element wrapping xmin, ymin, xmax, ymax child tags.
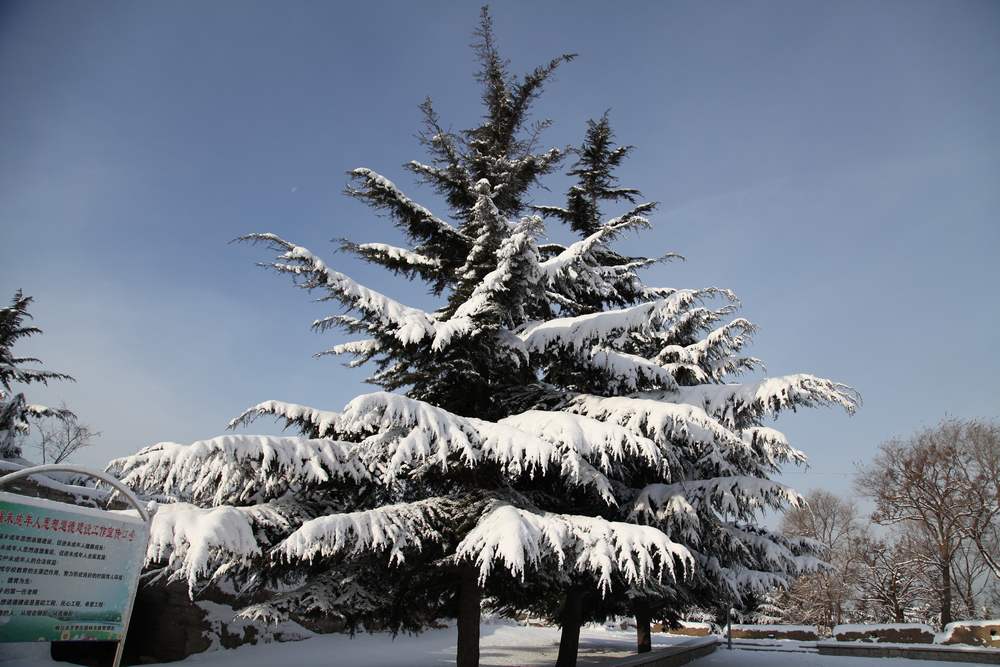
<box><xmin>587</xmin><ymin>347</ymin><xmax>679</xmax><ymax>392</ymax></box>
<box><xmin>315</xmin><ymin>339</ymin><xmax>381</xmax><ymax>368</ymax></box>
<box><xmin>599</xmin><ymin>254</ymin><xmax>681</xmax><ymax>277</ymax></box>
<box><xmin>278</xmin><ymin>498</ymin><xmax>449</xmax><ymax>565</ymax></box>
<box><xmin>432</xmin><ymin>218</ymin><xmax>542</xmax><ymax>351</ymax></box>
<box><xmin>742</xmin><ymin>426</ymin><xmax>806</xmax><ymax>467</ymax></box>
<box><xmin>499</xmin><ymin>409</ymin><xmax>662</xmax><ymax>477</ymax></box>
<box><xmin>239</xmin><ymin>233</ymin><xmax>438</xmax><ymax>345</ymax></box>
<box><xmin>346</xmin><ymin>168</ymin><xmax>470</xmax><ymax>250</ymax></box>
<box><xmin>567</xmin><ymin>394</ymin><xmax>743</xmax><ymax>453</ymax></box>
<box><xmin>456</xmin><ymin>503</ymin><xmax>692</xmax><ymax>594</ymax></box>
<box><xmin>720</xmin><ymin>523</ymin><xmax>817</xmax><ymax>573</ymax></box>
<box><xmin>519</xmin><ymin>290</ymin><xmax>699</xmax><ymax>354</ymax></box>
<box><xmin>702</xmin><ymin>556</ymin><xmax>790</xmax><ymax>597</ymax></box>
<box><xmin>655</xmin><ymin>318</ymin><xmax>760</xmax><ymax>381</ymax></box>
<box><xmin>335</xmin><ymin>392</ymin><xmax>558</xmax><ymax>482</ymax></box>
<box><xmin>634</xmin><ymin>476</ymin><xmax>803</xmax><ymax>519</ymax></box>
<box><xmin>538</xmin><ymin>215</ymin><xmax>649</xmax><ymax>280</ymax></box>
<box><xmin>229</xmin><ymin>400</ymin><xmax>341</xmax><ymax>438</ymax></box>
<box><xmin>340</xmin><ymin>241</ymin><xmax>442</xmax><ymax>282</ymax></box>
<box><xmin>647</xmin><ymin>374</ymin><xmax>861</xmax><ymax>428</ymax></box>
<box><xmin>353</xmin><ymin>243</ymin><xmax>440</xmax><ymax>269</ymax></box>
<box><xmin>109</xmin><ymin>435</ymin><xmax>367</xmax><ymax>505</ymax></box>
<box><xmin>146</xmin><ymin>502</ymin><xmax>262</xmax><ymax>594</ymax></box>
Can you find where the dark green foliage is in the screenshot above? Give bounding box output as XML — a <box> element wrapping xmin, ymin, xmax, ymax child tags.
<box><xmin>534</xmin><ymin>113</ymin><xmax>643</xmax><ymax>237</ymax></box>
<box><xmin>0</xmin><ymin>291</ymin><xmax>74</xmax><ymax>458</ymax></box>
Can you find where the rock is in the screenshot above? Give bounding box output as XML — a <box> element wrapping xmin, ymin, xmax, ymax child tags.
<box><xmin>51</xmin><ymin>580</ymin><xmax>309</xmax><ymax>665</ymax></box>
<box><xmin>666</xmin><ymin>621</ymin><xmax>713</xmax><ymax>637</ymax></box>
<box><xmin>833</xmin><ymin>624</ymin><xmax>935</xmax><ymax>644</ymax></box>
<box><xmin>731</xmin><ymin>624</ymin><xmax>819</xmax><ymax>641</ymax></box>
<box><xmin>937</xmin><ymin>620</ymin><xmax>1000</xmax><ymax>648</ymax></box>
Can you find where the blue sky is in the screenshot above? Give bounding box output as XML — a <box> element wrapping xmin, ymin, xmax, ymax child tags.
<box><xmin>1</xmin><ymin>0</ymin><xmax>998</xmax><ymax>505</ymax></box>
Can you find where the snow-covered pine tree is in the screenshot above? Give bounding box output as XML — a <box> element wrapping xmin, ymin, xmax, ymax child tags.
<box><xmin>109</xmin><ymin>8</ymin><xmax>858</xmax><ymax>667</ymax></box>
<box><xmin>0</xmin><ymin>291</ymin><xmax>74</xmax><ymax>460</ymax></box>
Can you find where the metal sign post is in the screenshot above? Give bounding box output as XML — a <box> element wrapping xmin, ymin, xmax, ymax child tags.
<box><xmin>0</xmin><ymin>464</ymin><xmax>151</xmax><ymax>667</ymax></box>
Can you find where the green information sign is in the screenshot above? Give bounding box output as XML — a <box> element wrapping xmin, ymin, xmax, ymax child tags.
<box><xmin>0</xmin><ymin>491</ymin><xmax>148</xmax><ymax>643</ymax></box>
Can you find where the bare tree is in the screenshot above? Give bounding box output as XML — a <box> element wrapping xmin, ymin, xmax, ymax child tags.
<box><xmin>987</xmin><ymin>580</ymin><xmax>1000</xmax><ymax>618</ymax></box>
<box><xmin>857</xmin><ymin>421</ymin><xmax>973</xmax><ymax>626</ymax></box>
<box><xmin>951</xmin><ymin>541</ymin><xmax>991</xmax><ymax>619</ymax></box>
<box><xmin>954</xmin><ymin>420</ymin><xmax>1000</xmax><ymax>580</ymax></box>
<box><xmin>35</xmin><ymin>407</ymin><xmax>99</xmax><ymax>464</ymax></box>
<box><xmin>780</xmin><ymin>490</ymin><xmax>862</xmax><ymax>627</ymax></box>
<box><xmin>854</xmin><ymin>531</ymin><xmax>922</xmax><ymax>623</ymax></box>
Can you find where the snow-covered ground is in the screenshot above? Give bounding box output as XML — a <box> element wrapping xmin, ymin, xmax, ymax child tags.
<box><xmin>697</xmin><ymin>647</ymin><xmax>978</xmax><ymax>666</ymax></box>
<box><xmin>0</xmin><ymin>624</ymin><xmax>979</xmax><ymax>667</ymax></box>
<box><xmin>0</xmin><ymin>622</ymin><xmax>694</xmax><ymax>667</ymax></box>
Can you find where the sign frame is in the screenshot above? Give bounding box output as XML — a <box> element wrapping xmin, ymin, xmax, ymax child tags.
<box><xmin>0</xmin><ymin>464</ymin><xmax>151</xmax><ymax>667</ymax></box>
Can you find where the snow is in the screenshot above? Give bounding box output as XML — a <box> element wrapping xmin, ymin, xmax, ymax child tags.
<box><xmin>110</xmin><ymin>434</ymin><xmax>367</xmax><ymax>505</ymax></box>
<box><xmin>730</xmin><ymin>624</ymin><xmax>817</xmax><ymax>632</ymax></box>
<box><xmin>229</xmin><ymin>401</ymin><xmax>341</xmax><ymax>438</ymax></box>
<box><xmin>348</xmin><ymin>168</ymin><xmax>469</xmax><ymax>246</ymax></box>
<box><xmin>519</xmin><ymin>292</ymin><xmax>698</xmax><ymax>353</ymax></box>
<box><xmin>534</xmin><ymin>215</ymin><xmax>663</xmax><ymax>309</ymax></box>
<box><xmin>588</xmin><ymin>347</ymin><xmax>678</xmax><ymax>392</ymax></box>
<box><xmin>499</xmin><ymin>410</ymin><xmax>662</xmax><ymax>477</ymax></box>
<box><xmin>634</xmin><ymin>477</ymin><xmax>802</xmax><ymax>518</ymax></box>
<box><xmin>642</xmin><ymin>374</ymin><xmax>861</xmax><ymax>428</ymax></box>
<box><xmin>0</xmin><ymin>458</ymin><xmax>108</xmax><ymax>502</ymax></box>
<box><xmin>834</xmin><ymin>623</ymin><xmax>934</xmax><ymax>633</ymax></box>
<box><xmin>279</xmin><ymin>498</ymin><xmax>446</xmax><ymax>565</ymax></box>
<box><xmin>654</xmin><ymin>319</ymin><xmax>759</xmax><ymax>381</ymax></box>
<box><xmin>334</xmin><ymin>392</ymin><xmax>560</xmax><ymax>482</ymax></box>
<box><xmin>0</xmin><ymin>623</ymin><xmax>708</xmax><ymax>667</ymax></box>
<box><xmin>819</xmin><ymin>641</ymin><xmax>1000</xmax><ymax>654</ymax></box>
<box><xmin>196</xmin><ymin>600</ymin><xmax>312</xmax><ymax>650</ymax></box>
<box><xmin>695</xmin><ymin>647</ymin><xmax>969</xmax><ymax>666</ymax></box>
<box><xmin>1</xmin><ymin>626</ymin><xmax>981</xmax><ymax>667</ymax></box>
<box><xmin>285</xmin><ymin>241</ymin><xmax>437</xmax><ymax>345</ymax></box>
<box><xmin>936</xmin><ymin>619</ymin><xmax>1000</xmax><ymax>644</ymax></box>
<box><xmin>432</xmin><ymin>221</ymin><xmax>541</xmax><ymax>351</ymax></box>
<box><xmin>355</xmin><ymin>243</ymin><xmax>441</xmax><ymax>269</ymax></box>
<box><xmin>741</xmin><ymin>427</ymin><xmax>806</xmax><ymax>467</ymax></box>
<box><xmin>678</xmin><ymin>621</ymin><xmax>712</xmax><ymax>629</ymax></box>
<box><xmin>320</xmin><ymin>338</ymin><xmax>380</xmax><ymax>363</ymax></box>
<box><xmin>147</xmin><ymin>502</ymin><xmax>260</xmax><ymax>593</ymax></box>
<box><xmin>941</xmin><ymin>619</ymin><xmax>1000</xmax><ymax>628</ymax></box>
<box><xmin>568</xmin><ymin>395</ymin><xmax>742</xmax><ymax>453</ymax></box>
<box><xmin>538</xmin><ymin>216</ymin><xmax>647</xmax><ymax>280</ymax></box>
<box><xmin>469</xmin><ymin>417</ymin><xmax>561</xmax><ymax>479</ymax></box>
<box><xmin>241</xmin><ymin>232</ymin><xmax>438</xmax><ymax>345</ymax></box>
<box><xmin>456</xmin><ymin>503</ymin><xmax>692</xmax><ymax>593</ymax></box>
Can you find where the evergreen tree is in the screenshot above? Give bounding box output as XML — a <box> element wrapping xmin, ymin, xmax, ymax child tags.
<box><xmin>0</xmin><ymin>291</ymin><xmax>74</xmax><ymax>459</ymax></box>
<box><xmin>111</xmin><ymin>8</ymin><xmax>858</xmax><ymax>666</ymax></box>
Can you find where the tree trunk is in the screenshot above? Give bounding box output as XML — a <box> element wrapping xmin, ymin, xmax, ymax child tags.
<box><xmin>634</xmin><ymin>598</ymin><xmax>652</xmax><ymax>653</ymax></box>
<box><xmin>940</xmin><ymin>559</ymin><xmax>952</xmax><ymax>626</ymax></box>
<box><xmin>456</xmin><ymin>564</ymin><xmax>481</xmax><ymax>667</ymax></box>
<box><xmin>890</xmin><ymin>577</ymin><xmax>904</xmax><ymax>623</ymax></box>
<box><xmin>556</xmin><ymin>587</ymin><xmax>585</xmax><ymax>667</ymax></box>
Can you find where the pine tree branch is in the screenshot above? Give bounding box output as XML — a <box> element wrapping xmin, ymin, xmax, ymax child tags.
<box><xmin>238</xmin><ymin>233</ymin><xmax>439</xmax><ymax>345</ymax></box>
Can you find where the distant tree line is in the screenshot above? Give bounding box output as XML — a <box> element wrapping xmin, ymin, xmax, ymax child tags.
<box><xmin>767</xmin><ymin>419</ymin><xmax>999</xmax><ymax>629</ymax></box>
